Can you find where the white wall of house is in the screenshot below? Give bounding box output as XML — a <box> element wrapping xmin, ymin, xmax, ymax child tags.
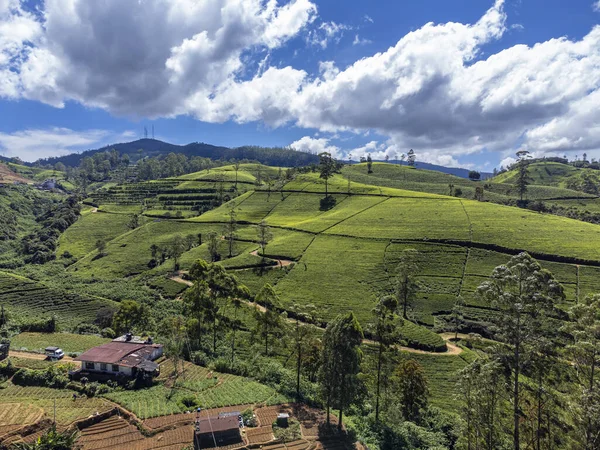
<box><xmin>81</xmin><ymin>361</ymin><xmax>133</xmax><ymax>376</ymax></box>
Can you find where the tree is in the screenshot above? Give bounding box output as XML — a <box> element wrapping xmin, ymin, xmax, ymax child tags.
<box><xmin>451</xmin><ymin>296</ymin><xmax>465</xmax><ymax>341</ymax></box>
<box><xmin>318</xmin><ymin>152</ymin><xmax>336</xmax><ymax>197</ymax></box>
<box><xmin>371</xmin><ymin>295</ymin><xmax>398</xmax><ymax>422</ymax></box>
<box><xmin>458</xmin><ymin>359</ymin><xmax>506</xmax><ymax>450</ymax></box>
<box><xmin>407</xmin><ymin>149</ymin><xmax>416</xmax><ymax>166</ymax></box>
<box><xmin>229</xmin><ymin>285</ymin><xmax>250</xmax><ymax>366</ymax></box>
<box><xmin>448</xmin><ymin>183</ymin><xmax>455</xmax><ymax>196</ymax></box>
<box><xmin>477</xmin><ymin>252</ymin><xmax>564</xmax><ymax>450</ymax></box>
<box><xmin>185</xmin><ymin>260</ymin><xmax>244</xmax><ymax>354</ymax></box>
<box><xmin>394</xmin><ymin>249</ymin><xmax>421</xmax><ymax>319</ymax></box>
<box><xmin>207</xmin><ymin>232</ymin><xmax>220</xmax><ymax>262</ymax></box>
<box><xmin>112</xmin><ymin>300</ymin><xmax>149</xmax><ymax>333</ymax></box>
<box><xmin>516</xmin><ymin>150</ymin><xmax>532</xmax><ymax>202</ymax></box>
<box><xmin>394</xmin><ymin>359</ymin><xmax>428</xmax><ymax>423</ymax></box>
<box><xmin>234</xmin><ymin>161</ymin><xmax>241</xmax><ymax>191</ymax></box>
<box><xmin>367</xmin><ymin>154</ymin><xmax>373</xmax><ymax>174</ymax></box>
<box><xmin>290</xmin><ymin>303</ymin><xmax>318</xmax><ymax>401</ymax></box>
<box><xmin>168</xmin><ymin>235</ymin><xmax>186</xmax><ymax>271</ymax></box>
<box><xmin>224</xmin><ymin>208</ymin><xmax>237</xmax><ymax>258</ymax></box>
<box><xmin>12</xmin><ymin>424</ymin><xmax>78</xmax><ymax>450</ymax></box>
<box><xmin>95</xmin><ymin>239</ymin><xmax>106</xmax><ymax>255</ymax></box>
<box><xmin>256</xmin><ymin>220</ymin><xmax>272</xmax><ymax>257</ymax></box>
<box><xmin>468</xmin><ymin>170</ymin><xmax>481</xmax><ymax>181</ymax></box>
<box><xmin>253</xmin><ymin>284</ymin><xmax>285</xmax><ymax>355</ymax></box>
<box><xmin>563</xmin><ymin>294</ymin><xmax>600</xmax><ymax>449</ymax></box>
<box><xmin>318</xmin><ymin>312</ymin><xmax>363</xmax><ymax>430</ymax></box>
<box><xmin>127</xmin><ymin>214</ymin><xmax>140</xmax><ymax>230</ymax></box>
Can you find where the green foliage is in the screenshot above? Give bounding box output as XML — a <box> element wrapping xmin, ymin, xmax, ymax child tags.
<box><xmin>10</xmin><ymin>424</ymin><xmax>79</xmax><ymax>450</ymax></box>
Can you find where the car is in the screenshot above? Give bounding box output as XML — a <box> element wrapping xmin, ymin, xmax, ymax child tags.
<box><xmin>45</xmin><ymin>346</ymin><xmax>65</xmax><ymax>360</ymax></box>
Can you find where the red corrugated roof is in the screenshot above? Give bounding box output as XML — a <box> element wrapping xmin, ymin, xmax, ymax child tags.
<box><xmin>196</xmin><ymin>416</ymin><xmax>239</xmax><ymax>434</ymax></box>
<box><xmin>75</xmin><ymin>342</ymin><xmax>147</xmax><ymax>365</ymax></box>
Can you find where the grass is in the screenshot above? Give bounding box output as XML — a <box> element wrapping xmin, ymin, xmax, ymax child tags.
<box><xmin>105</xmin><ymin>360</ymin><xmax>288</xmax><ymax>419</ymax></box>
<box><xmin>57</xmin><ymin>210</ymin><xmax>135</xmax><ymax>259</ymax></box>
<box><xmin>0</xmin><ymin>271</ymin><xmax>117</xmax><ymax>329</ymax></box>
<box><xmin>10</xmin><ymin>332</ymin><xmax>110</xmax><ymax>354</ymax></box>
<box><xmin>0</xmin><ymin>385</ymin><xmax>111</xmax><ymax>426</ymax></box>
<box><xmin>325</xmin><ymin>197</ymin><xmax>470</xmax><ymax>241</ymax></box>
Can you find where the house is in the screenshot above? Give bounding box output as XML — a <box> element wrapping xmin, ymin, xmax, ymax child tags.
<box><xmin>193</xmin><ymin>415</ymin><xmax>242</xmax><ymax>449</ymax></box>
<box><xmin>73</xmin><ymin>335</ymin><xmax>163</xmax><ymax>378</ymax></box>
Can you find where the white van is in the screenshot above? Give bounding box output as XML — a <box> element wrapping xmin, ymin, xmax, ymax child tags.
<box><xmin>45</xmin><ymin>346</ymin><xmax>65</xmax><ymax>360</ymax></box>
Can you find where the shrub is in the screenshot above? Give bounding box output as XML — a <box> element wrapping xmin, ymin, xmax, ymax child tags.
<box><xmin>74</xmin><ymin>323</ymin><xmax>101</xmax><ymax>335</ymax></box>
<box><xmin>101</xmin><ymin>327</ymin><xmax>116</xmax><ymax>339</ymax></box>
<box><xmin>180</xmin><ymin>395</ymin><xmax>198</xmax><ymax>408</ymax></box>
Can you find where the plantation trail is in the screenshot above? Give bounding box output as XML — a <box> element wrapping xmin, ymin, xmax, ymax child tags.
<box><xmin>169</xmin><ymin>274</ymin><xmax>463</xmax><ymax>356</ymax></box>
<box><xmin>249</xmin><ymin>249</ymin><xmax>294</xmax><ymax>267</ymax></box>
<box><xmin>8</xmin><ymin>350</ymin><xmax>79</xmax><ymax>364</ymax></box>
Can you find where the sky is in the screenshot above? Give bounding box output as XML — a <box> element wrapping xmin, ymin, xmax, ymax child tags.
<box><xmin>0</xmin><ymin>0</ymin><xmax>599</xmax><ymax>170</ymax></box>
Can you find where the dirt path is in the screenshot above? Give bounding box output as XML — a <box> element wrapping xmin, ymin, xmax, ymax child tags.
<box><xmin>250</xmin><ymin>250</ymin><xmax>294</xmax><ymax>268</ymax></box>
<box><xmin>91</xmin><ymin>207</ymin><xmax>98</xmax><ymax>213</ymax></box>
<box><xmin>9</xmin><ymin>351</ymin><xmax>76</xmax><ymax>362</ymax></box>
<box><xmin>169</xmin><ymin>272</ymin><xmax>463</xmax><ymax>356</ymax></box>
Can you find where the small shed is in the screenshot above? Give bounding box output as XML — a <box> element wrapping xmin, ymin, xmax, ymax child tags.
<box><xmin>194</xmin><ymin>416</ymin><xmax>241</xmax><ymax>449</ymax></box>
<box><xmin>277</xmin><ymin>413</ymin><xmax>290</xmax><ymax>428</ymax></box>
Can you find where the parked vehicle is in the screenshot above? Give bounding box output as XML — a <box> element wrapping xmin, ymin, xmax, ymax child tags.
<box><xmin>45</xmin><ymin>346</ymin><xmax>64</xmax><ymax>360</ymax></box>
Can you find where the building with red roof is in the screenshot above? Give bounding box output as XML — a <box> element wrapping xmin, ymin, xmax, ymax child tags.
<box><xmin>74</xmin><ymin>335</ymin><xmax>163</xmax><ymax>378</ymax></box>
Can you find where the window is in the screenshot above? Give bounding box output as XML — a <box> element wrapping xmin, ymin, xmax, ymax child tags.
<box><xmin>112</xmin><ymin>365</ymin><xmax>119</xmax><ymax>372</ymax></box>
<box><xmin>100</xmin><ymin>363</ymin><xmax>107</xmax><ymax>371</ymax></box>
<box><xmin>85</xmin><ymin>362</ymin><xmax>94</xmax><ymax>370</ymax></box>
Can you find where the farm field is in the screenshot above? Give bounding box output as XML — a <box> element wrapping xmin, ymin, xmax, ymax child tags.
<box><xmin>10</xmin><ymin>332</ymin><xmax>110</xmax><ymax>354</ymax></box>
<box><xmin>105</xmin><ymin>360</ymin><xmax>289</xmax><ymax>419</ymax></box>
<box><xmin>0</xmin><ymin>271</ymin><xmax>117</xmax><ymax>329</ymax></box>
<box><xmin>0</xmin><ymin>385</ymin><xmax>112</xmax><ymax>426</ymax></box>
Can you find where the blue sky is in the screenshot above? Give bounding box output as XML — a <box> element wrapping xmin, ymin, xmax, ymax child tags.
<box><xmin>0</xmin><ymin>0</ymin><xmax>599</xmax><ymax>170</ymax></box>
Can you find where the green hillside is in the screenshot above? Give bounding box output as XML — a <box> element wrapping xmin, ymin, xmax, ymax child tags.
<box><xmin>51</xmin><ymin>168</ymin><xmax>600</xmax><ymax>347</ymax></box>
<box><xmin>493</xmin><ymin>161</ymin><xmax>579</xmax><ymax>186</ymax></box>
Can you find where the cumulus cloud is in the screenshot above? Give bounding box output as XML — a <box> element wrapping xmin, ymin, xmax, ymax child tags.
<box><xmin>2</xmin><ymin>0</ymin><xmax>600</xmax><ymax>167</ymax></box>
<box><xmin>0</xmin><ymin>128</ymin><xmax>134</xmax><ymax>162</ymax></box>
<box><xmin>290</xmin><ymin>136</ymin><xmax>341</xmax><ymax>158</ymax></box>
<box><xmin>1</xmin><ymin>0</ymin><xmax>317</xmax><ymax>116</ymax></box>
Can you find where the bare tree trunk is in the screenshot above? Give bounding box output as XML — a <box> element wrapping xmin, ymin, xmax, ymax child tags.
<box><xmin>338</xmin><ymin>407</ymin><xmax>343</xmax><ymax>431</ymax></box>
<box><xmin>375</xmin><ymin>340</ymin><xmax>383</xmax><ymax>422</ymax></box>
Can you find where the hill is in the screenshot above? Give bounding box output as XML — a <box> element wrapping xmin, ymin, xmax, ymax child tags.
<box><xmin>0</xmin><ymin>163</ymin><xmax>32</xmax><ymax>184</ymax></box>
<box><xmin>51</xmin><ymin>167</ymin><xmax>600</xmax><ymax>346</ymax></box>
<box><xmin>34</xmin><ymin>138</ymin><xmax>319</xmax><ymax>168</ymax></box>
<box><xmin>384</xmin><ymin>159</ymin><xmax>493</xmax><ymax>179</ymax></box>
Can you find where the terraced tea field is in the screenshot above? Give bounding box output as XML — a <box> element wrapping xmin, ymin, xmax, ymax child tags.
<box><xmin>0</xmin><ymin>386</ymin><xmax>112</xmax><ymax>426</ymax></box>
<box><xmin>0</xmin><ymin>271</ymin><xmax>117</xmax><ymax>328</ymax></box>
<box><xmin>105</xmin><ymin>361</ymin><xmax>288</xmax><ymax>419</ymax></box>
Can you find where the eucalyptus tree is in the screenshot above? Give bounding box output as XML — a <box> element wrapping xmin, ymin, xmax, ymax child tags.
<box><xmin>477</xmin><ymin>252</ymin><xmax>564</xmax><ymax>450</ymax></box>
<box><xmin>563</xmin><ymin>294</ymin><xmax>600</xmax><ymax>449</ymax></box>
<box><xmin>318</xmin><ymin>312</ymin><xmax>363</xmax><ymax>430</ymax></box>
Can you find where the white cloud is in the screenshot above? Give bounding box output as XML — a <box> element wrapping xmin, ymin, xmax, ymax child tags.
<box><xmin>0</xmin><ymin>128</ymin><xmax>134</xmax><ymax>162</ymax></box>
<box><xmin>290</xmin><ymin>136</ymin><xmax>341</xmax><ymax>158</ymax></box>
<box><xmin>352</xmin><ymin>34</ymin><xmax>372</xmax><ymax>46</ymax></box>
<box><xmin>1</xmin><ymin>0</ymin><xmax>600</xmax><ymax>167</ymax></box>
<box><xmin>594</xmin><ymin>1</ymin><xmax>600</xmax><ymax>12</ymax></box>
<box><xmin>1</xmin><ymin>0</ymin><xmax>317</xmax><ymax>116</ymax></box>
<box><xmin>364</xmin><ymin>15</ymin><xmax>374</xmax><ymax>24</ymax></box>
<box><xmin>306</xmin><ymin>21</ymin><xmax>351</xmax><ymax>49</ymax></box>
<box><xmin>499</xmin><ymin>156</ymin><xmax>516</xmax><ymax>168</ymax></box>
